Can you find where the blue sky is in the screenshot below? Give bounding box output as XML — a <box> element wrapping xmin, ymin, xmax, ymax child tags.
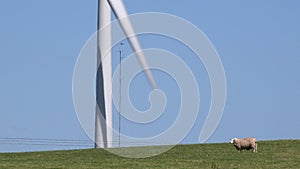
<box><xmin>0</xmin><ymin>0</ymin><xmax>299</xmax><ymax>152</ymax></box>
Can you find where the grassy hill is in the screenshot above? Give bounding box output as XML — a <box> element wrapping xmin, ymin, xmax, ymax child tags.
<box><xmin>0</xmin><ymin>140</ymin><xmax>299</xmax><ymax>169</ymax></box>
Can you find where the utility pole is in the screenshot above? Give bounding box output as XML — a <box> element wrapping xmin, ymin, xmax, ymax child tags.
<box><xmin>118</xmin><ymin>42</ymin><xmax>124</xmax><ymax>147</ymax></box>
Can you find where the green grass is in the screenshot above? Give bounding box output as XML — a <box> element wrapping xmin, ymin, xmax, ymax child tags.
<box><xmin>0</xmin><ymin>140</ymin><xmax>299</xmax><ymax>169</ymax></box>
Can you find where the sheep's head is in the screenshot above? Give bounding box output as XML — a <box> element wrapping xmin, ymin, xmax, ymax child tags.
<box><xmin>230</xmin><ymin>138</ymin><xmax>237</xmax><ymax>144</ymax></box>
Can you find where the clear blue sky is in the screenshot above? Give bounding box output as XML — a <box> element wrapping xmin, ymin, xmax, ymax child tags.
<box><xmin>0</xmin><ymin>0</ymin><xmax>299</xmax><ymax>152</ymax></box>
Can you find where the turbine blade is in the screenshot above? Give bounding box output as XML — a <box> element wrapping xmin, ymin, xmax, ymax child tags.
<box><xmin>96</xmin><ymin>0</ymin><xmax>113</xmax><ymax>148</ymax></box>
<box><xmin>107</xmin><ymin>0</ymin><xmax>157</xmax><ymax>89</ymax></box>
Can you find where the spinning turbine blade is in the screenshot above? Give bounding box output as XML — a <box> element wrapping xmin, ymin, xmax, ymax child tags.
<box><xmin>95</xmin><ymin>0</ymin><xmax>113</xmax><ymax>148</ymax></box>
<box><xmin>96</xmin><ymin>0</ymin><xmax>157</xmax><ymax>149</ymax></box>
<box><xmin>107</xmin><ymin>0</ymin><xmax>157</xmax><ymax>89</ymax></box>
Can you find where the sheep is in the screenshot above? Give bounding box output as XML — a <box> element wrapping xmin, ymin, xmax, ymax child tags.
<box><xmin>230</xmin><ymin>138</ymin><xmax>257</xmax><ymax>152</ymax></box>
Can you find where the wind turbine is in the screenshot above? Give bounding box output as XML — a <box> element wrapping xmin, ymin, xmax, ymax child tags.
<box><xmin>95</xmin><ymin>0</ymin><xmax>157</xmax><ymax>148</ymax></box>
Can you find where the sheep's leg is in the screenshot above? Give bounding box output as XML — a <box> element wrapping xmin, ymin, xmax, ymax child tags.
<box><xmin>255</xmin><ymin>143</ymin><xmax>258</xmax><ymax>152</ymax></box>
<box><xmin>252</xmin><ymin>143</ymin><xmax>257</xmax><ymax>152</ymax></box>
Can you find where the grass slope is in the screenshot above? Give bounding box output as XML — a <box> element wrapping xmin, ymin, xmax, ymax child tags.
<box><xmin>0</xmin><ymin>140</ymin><xmax>299</xmax><ymax>169</ymax></box>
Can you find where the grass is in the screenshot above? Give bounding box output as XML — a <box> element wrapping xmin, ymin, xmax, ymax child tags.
<box><xmin>0</xmin><ymin>140</ymin><xmax>299</xmax><ymax>169</ymax></box>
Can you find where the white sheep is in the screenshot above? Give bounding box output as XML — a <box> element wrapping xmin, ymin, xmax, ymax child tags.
<box><xmin>230</xmin><ymin>138</ymin><xmax>257</xmax><ymax>152</ymax></box>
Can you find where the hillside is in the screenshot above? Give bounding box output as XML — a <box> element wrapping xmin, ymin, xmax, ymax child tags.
<box><xmin>0</xmin><ymin>140</ymin><xmax>299</xmax><ymax>169</ymax></box>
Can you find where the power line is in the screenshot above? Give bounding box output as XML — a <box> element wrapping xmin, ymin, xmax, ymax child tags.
<box><xmin>0</xmin><ymin>136</ymin><xmax>190</xmax><ymax>148</ymax></box>
<box><xmin>0</xmin><ymin>137</ymin><xmax>93</xmax><ymax>147</ymax></box>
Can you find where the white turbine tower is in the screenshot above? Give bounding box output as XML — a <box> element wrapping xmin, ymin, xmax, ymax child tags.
<box><xmin>95</xmin><ymin>0</ymin><xmax>157</xmax><ymax>148</ymax></box>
